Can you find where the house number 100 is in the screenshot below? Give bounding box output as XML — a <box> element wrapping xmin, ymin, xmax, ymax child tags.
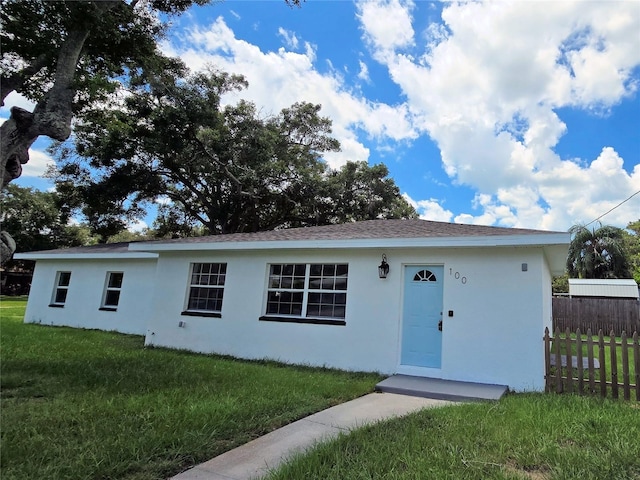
<box><xmin>449</xmin><ymin>268</ymin><xmax>467</xmax><ymax>284</ymax></box>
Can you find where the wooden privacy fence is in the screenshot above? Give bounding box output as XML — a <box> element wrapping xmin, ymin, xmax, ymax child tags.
<box><xmin>544</xmin><ymin>327</ymin><xmax>640</xmax><ymax>401</ymax></box>
<box><xmin>552</xmin><ymin>297</ymin><xmax>640</xmax><ymax>337</ymax></box>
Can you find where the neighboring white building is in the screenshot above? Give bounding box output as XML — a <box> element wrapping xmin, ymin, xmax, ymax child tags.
<box><xmin>16</xmin><ymin>219</ymin><xmax>570</xmax><ymax>391</ymax></box>
<box><xmin>568</xmin><ymin>278</ymin><xmax>639</xmax><ymax>299</ymax></box>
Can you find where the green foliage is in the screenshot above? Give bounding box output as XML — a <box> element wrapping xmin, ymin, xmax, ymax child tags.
<box><xmin>0</xmin><ymin>298</ymin><xmax>380</xmax><ymax>480</ymax></box>
<box><xmin>266</xmin><ymin>394</ymin><xmax>640</xmax><ymax>480</ymax></box>
<box><xmin>566</xmin><ymin>223</ymin><xmax>632</xmax><ymax>279</ymax></box>
<box><xmin>0</xmin><ymin>0</ymin><xmax>201</xmax><ymax>109</ymax></box>
<box><xmin>0</xmin><ymin>184</ymin><xmax>97</xmax><ymax>253</ymax></box>
<box><xmin>622</xmin><ymin>219</ymin><xmax>640</xmax><ymax>283</ymax></box>
<box><xmin>552</xmin><ymin>274</ymin><xmax>569</xmax><ymax>294</ymax></box>
<box><xmin>50</xmin><ymin>68</ymin><xmax>416</xmax><ymax>238</ymax></box>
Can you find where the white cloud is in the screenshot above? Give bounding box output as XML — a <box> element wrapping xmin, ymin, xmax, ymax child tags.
<box><xmin>162</xmin><ymin>16</ymin><xmax>417</xmax><ymax>169</ymax></box>
<box><xmin>403</xmin><ymin>194</ymin><xmax>453</xmax><ymax>222</ymax></box>
<box><xmin>278</xmin><ymin>27</ymin><xmax>299</xmax><ymax>49</ymax></box>
<box><xmin>21</xmin><ymin>149</ymin><xmax>54</xmax><ymax>178</ymax></box>
<box><xmin>356</xmin><ymin>0</ymin><xmax>415</xmax><ymax>59</ymax></box>
<box><xmin>358</xmin><ymin>0</ymin><xmax>640</xmax><ymax>229</ymax></box>
<box><xmin>357</xmin><ymin>60</ymin><xmax>370</xmax><ymax>83</ymax></box>
<box><xmin>0</xmin><ymin>91</ymin><xmax>36</xmax><ymax>115</ymax></box>
<box><xmin>127</xmin><ymin>219</ymin><xmax>149</xmax><ymax>233</ymax></box>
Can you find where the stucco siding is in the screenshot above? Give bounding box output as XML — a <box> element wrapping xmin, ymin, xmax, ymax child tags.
<box><xmin>145</xmin><ymin>246</ymin><xmax>550</xmax><ymax>391</ymax></box>
<box><xmin>23</xmin><ymin>258</ymin><xmax>156</xmax><ymax>335</ymax></box>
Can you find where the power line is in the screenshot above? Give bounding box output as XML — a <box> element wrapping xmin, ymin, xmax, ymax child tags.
<box><xmin>584</xmin><ymin>189</ymin><xmax>640</xmax><ymax>227</ymax></box>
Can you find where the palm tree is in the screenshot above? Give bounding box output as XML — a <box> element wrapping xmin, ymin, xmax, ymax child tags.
<box><xmin>566</xmin><ymin>223</ymin><xmax>632</xmax><ymax>279</ymax></box>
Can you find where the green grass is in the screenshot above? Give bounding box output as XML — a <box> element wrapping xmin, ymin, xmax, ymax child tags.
<box><xmin>0</xmin><ymin>297</ymin><xmax>382</xmax><ymax>480</ymax></box>
<box><xmin>265</xmin><ymin>394</ymin><xmax>640</xmax><ymax>480</ymax></box>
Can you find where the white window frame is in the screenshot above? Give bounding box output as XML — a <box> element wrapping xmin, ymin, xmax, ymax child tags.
<box><xmin>262</xmin><ymin>263</ymin><xmax>348</xmax><ymax>325</ymax></box>
<box><xmin>50</xmin><ymin>271</ymin><xmax>71</xmax><ymax>307</ymax></box>
<box><xmin>182</xmin><ymin>262</ymin><xmax>227</xmax><ymax>317</ymax></box>
<box><xmin>100</xmin><ymin>272</ymin><xmax>124</xmax><ymax>311</ymax></box>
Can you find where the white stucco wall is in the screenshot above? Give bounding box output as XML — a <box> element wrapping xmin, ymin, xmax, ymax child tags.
<box><xmin>23</xmin><ymin>258</ymin><xmax>157</xmax><ymax>335</ymax></box>
<box><xmin>145</xmin><ymin>246</ymin><xmax>552</xmax><ymax>391</ymax></box>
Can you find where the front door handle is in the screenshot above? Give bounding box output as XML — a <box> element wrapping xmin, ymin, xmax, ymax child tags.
<box><xmin>438</xmin><ymin>320</ymin><xmax>443</xmax><ymax>331</ymax></box>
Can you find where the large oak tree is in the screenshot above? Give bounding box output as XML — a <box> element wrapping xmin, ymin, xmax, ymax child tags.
<box><xmin>51</xmin><ymin>68</ymin><xmax>416</xmax><ymax>240</ymax></box>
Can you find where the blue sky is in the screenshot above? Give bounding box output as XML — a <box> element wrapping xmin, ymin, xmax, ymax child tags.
<box><xmin>2</xmin><ymin>0</ymin><xmax>639</xmax><ymax>232</ymax></box>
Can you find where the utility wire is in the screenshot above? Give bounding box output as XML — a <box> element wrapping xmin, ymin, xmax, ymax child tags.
<box><xmin>584</xmin><ymin>189</ymin><xmax>640</xmax><ymax>227</ymax></box>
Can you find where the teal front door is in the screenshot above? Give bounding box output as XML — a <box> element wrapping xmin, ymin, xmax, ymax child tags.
<box><xmin>401</xmin><ymin>265</ymin><xmax>444</xmax><ymax>368</ymax></box>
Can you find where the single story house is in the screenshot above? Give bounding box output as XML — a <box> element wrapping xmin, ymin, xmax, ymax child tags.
<box><xmin>16</xmin><ymin>219</ymin><xmax>570</xmax><ymax>391</ymax></box>
<box><xmin>568</xmin><ymin>278</ymin><xmax>639</xmax><ymax>299</ymax></box>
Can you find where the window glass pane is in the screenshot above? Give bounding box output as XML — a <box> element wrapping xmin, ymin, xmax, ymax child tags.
<box><xmin>55</xmin><ymin>288</ymin><xmax>68</xmax><ymax>304</ymax></box>
<box><xmin>104</xmin><ymin>290</ymin><xmax>121</xmax><ymax>306</ymax></box>
<box><xmin>334</xmin><ymin>277</ymin><xmax>347</xmax><ymax>290</ymax></box>
<box><xmin>283</xmin><ymin>264</ymin><xmax>294</xmax><ymax>275</ymax></box>
<box><xmin>336</xmin><ymin>264</ymin><xmax>348</xmax><ymax>276</ymax></box>
<box><xmin>270</xmin><ymin>264</ymin><xmax>282</xmax><ymax>275</ymax></box>
<box><xmin>58</xmin><ymin>272</ymin><xmax>71</xmax><ymax>286</ymax></box>
<box><xmin>294</xmin><ymin>264</ymin><xmax>306</xmax><ymax>276</ymax></box>
<box><xmin>108</xmin><ymin>273</ymin><xmax>123</xmax><ymax>288</ymax></box>
<box><xmin>322</xmin><ymin>264</ymin><xmax>335</xmax><ymax>276</ymax></box>
<box><xmin>333</xmin><ymin>306</ymin><xmax>346</xmax><ymax>318</ymax></box>
<box><xmin>310</xmin><ymin>264</ymin><xmax>322</xmax><ymax>276</ymax></box>
<box><xmin>188</xmin><ymin>286</ymin><xmax>223</xmax><ymax>312</ymax></box>
<box><xmin>292</xmin><ymin>277</ymin><xmax>305</xmax><ymax>289</ymax></box>
<box><xmin>320</xmin><ymin>305</ymin><xmax>334</xmax><ymax>317</ymax></box>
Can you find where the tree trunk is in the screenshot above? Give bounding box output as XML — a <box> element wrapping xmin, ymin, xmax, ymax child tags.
<box><xmin>0</xmin><ymin>2</ymin><xmax>117</xmax><ymax>266</ymax></box>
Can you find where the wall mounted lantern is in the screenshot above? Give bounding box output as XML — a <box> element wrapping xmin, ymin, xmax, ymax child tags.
<box><xmin>378</xmin><ymin>254</ymin><xmax>390</xmax><ymax>279</ymax></box>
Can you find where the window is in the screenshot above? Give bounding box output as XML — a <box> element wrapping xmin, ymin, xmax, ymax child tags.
<box><xmin>413</xmin><ymin>270</ymin><xmax>437</xmax><ymax>282</ymax></box>
<box><xmin>262</xmin><ymin>263</ymin><xmax>348</xmax><ymax>325</ymax></box>
<box><xmin>183</xmin><ymin>263</ymin><xmax>227</xmax><ymax>317</ymax></box>
<box><xmin>50</xmin><ymin>271</ymin><xmax>71</xmax><ymax>307</ymax></box>
<box><xmin>100</xmin><ymin>272</ymin><xmax>124</xmax><ymax>311</ymax></box>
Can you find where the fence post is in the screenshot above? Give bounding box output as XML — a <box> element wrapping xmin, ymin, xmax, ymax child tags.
<box><xmin>554</xmin><ymin>328</ymin><xmax>563</xmax><ymax>393</ymax></box>
<box><xmin>609</xmin><ymin>331</ymin><xmax>618</xmax><ymax>399</ymax></box>
<box><xmin>576</xmin><ymin>329</ymin><xmax>584</xmax><ymax>394</ymax></box>
<box><xmin>587</xmin><ymin>329</ymin><xmax>595</xmax><ymax>394</ymax></box>
<box><xmin>544</xmin><ymin>327</ymin><xmax>551</xmax><ymax>393</ymax></box>
<box><xmin>565</xmin><ymin>328</ymin><xmax>573</xmax><ymax>394</ymax></box>
<box><xmin>634</xmin><ymin>331</ymin><xmax>640</xmax><ymax>402</ymax></box>
<box><xmin>598</xmin><ymin>330</ymin><xmax>607</xmax><ymax>398</ymax></box>
<box><xmin>621</xmin><ymin>331</ymin><xmax>630</xmax><ymax>401</ymax></box>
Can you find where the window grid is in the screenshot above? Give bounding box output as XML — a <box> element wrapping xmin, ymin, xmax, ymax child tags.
<box><xmin>413</xmin><ymin>270</ymin><xmax>436</xmax><ymax>282</ymax></box>
<box><xmin>186</xmin><ymin>263</ymin><xmax>227</xmax><ymax>313</ymax></box>
<box><xmin>52</xmin><ymin>271</ymin><xmax>71</xmax><ymax>305</ymax></box>
<box><xmin>102</xmin><ymin>272</ymin><xmax>124</xmax><ymax>309</ymax></box>
<box><xmin>266</xmin><ymin>264</ymin><xmax>348</xmax><ymax>319</ymax></box>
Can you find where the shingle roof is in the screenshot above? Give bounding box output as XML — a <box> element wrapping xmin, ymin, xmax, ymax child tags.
<box><xmin>16</xmin><ymin>219</ymin><xmax>567</xmax><ymax>257</ymax></box>
<box><xmin>145</xmin><ymin>219</ymin><xmax>564</xmax><ymax>245</ymax></box>
<box><xmin>16</xmin><ymin>242</ymin><xmax>134</xmax><ymax>256</ymax></box>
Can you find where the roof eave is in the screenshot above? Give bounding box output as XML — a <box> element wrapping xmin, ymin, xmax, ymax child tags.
<box><xmin>13</xmin><ymin>252</ymin><xmax>159</xmax><ymax>261</ymax></box>
<box><xmin>129</xmin><ymin>233</ymin><xmax>571</xmax><ymax>252</ymax></box>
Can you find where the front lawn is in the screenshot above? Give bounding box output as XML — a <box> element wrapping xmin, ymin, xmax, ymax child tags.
<box><xmin>0</xmin><ymin>297</ymin><xmax>381</xmax><ymax>480</ymax></box>
<box><xmin>266</xmin><ymin>393</ymin><xmax>640</xmax><ymax>480</ymax></box>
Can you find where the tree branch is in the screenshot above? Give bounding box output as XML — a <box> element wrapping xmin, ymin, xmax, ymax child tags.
<box><xmin>0</xmin><ymin>53</ymin><xmax>50</xmax><ymax>106</ymax></box>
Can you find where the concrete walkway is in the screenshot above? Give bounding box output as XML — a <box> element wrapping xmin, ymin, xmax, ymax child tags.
<box><xmin>171</xmin><ymin>392</ymin><xmax>454</xmax><ymax>480</ymax></box>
